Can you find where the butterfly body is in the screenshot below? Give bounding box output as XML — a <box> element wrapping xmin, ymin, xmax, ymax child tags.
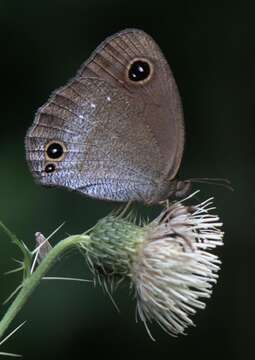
<box><xmin>26</xmin><ymin>29</ymin><xmax>186</xmax><ymax>203</ymax></box>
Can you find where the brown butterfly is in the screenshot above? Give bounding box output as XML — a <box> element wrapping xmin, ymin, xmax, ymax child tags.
<box><xmin>25</xmin><ymin>29</ymin><xmax>192</xmax><ymax>203</ymax></box>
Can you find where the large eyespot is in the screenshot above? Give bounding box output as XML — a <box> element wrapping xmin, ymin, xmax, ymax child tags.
<box><xmin>127</xmin><ymin>58</ymin><xmax>153</xmax><ymax>84</ymax></box>
<box><xmin>45</xmin><ymin>141</ymin><xmax>66</xmax><ymax>161</ymax></box>
<box><xmin>45</xmin><ymin>163</ymin><xmax>56</xmax><ymax>173</ymax></box>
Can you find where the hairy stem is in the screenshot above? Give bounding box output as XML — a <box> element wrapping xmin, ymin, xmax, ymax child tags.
<box><xmin>0</xmin><ymin>234</ymin><xmax>90</xmax><ymax>340</ymax></box>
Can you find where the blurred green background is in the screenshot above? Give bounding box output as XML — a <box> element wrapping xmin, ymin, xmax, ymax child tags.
<box><xmin>0</xmin><ymin>0</ymin><xmax>253</xmax><ymax>359</ymax></box>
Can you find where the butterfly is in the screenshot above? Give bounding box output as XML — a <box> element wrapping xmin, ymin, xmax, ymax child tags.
<box><xmin>25</xmin><ymin>29</ymin><xmax>191</xmax><ymax>204</ymax></box>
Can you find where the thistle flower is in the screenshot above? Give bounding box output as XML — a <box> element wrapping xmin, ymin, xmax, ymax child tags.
<box><xmin>0</xmin><ymin>194</ymin><xmax>224</xmax><ymax>347</ymax></box>
<box><xmin>80</xmin><ymin>196</ymin><xmax>224</xmax><ymax>338</ymax></box>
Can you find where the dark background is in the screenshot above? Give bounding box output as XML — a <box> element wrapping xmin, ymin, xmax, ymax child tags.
<box><xmin>0</xmin><ymin>0</ymin><xmax>253</xmax><ymax>359</ymax></box>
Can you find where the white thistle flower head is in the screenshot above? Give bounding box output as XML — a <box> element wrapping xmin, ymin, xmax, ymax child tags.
<box><xmin>81</xmin><ymin>195</ymin><xmax>224</xmax><ymax>339</ymax></box>
<box><xmin>132</xmin><ymin>197</ymin><xmax>223</xmax><ymax>338</ymax></box>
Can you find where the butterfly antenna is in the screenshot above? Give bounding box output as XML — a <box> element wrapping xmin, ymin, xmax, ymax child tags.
<box><xmin>188</xmin><ymin>178</ymin><xmax>233</xmax><ymax>191</ymax></box>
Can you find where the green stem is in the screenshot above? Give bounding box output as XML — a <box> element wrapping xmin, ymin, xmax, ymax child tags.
<box><xmin>0</xmin><ymin>234</ymin><xmax>90</xmax><ymax>340</ymax></box>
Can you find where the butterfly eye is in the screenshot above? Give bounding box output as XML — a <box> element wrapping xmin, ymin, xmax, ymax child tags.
<box><xmin>45</xmin><ymin>141</ymin><xmax>66</xmax><ymax>161</ymax></box>
<box><xmin>45</xmin><ymin>163</ymin><xmax>56</xmax><ymax>173</ymax></box>
<box><xmin>127</xmin><ymin>59</ymin><xmax>153</xmax><ymax>83</ymax></box>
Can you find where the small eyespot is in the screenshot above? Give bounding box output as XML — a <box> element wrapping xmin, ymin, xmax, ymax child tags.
<box><xmin>45</xmin><ymin>141</ymin><xmax>66</xmax><ymax>161</ymax></box>
<box><xmin>127</xmin><ymin>59</ymin><xmax>153</xmax><ymax>83</ymax></box>
<box><xmin>45</xmin><ymin>163</ymin><xmax>56</xmax><ymax>173</ymax></box>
